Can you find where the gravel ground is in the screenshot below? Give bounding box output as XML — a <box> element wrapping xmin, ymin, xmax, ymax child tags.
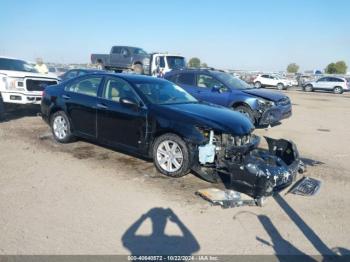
<box><xmin>0</xmin><ymin>89</ymin><xmax>350</xmax><ymax>256</ymax></box>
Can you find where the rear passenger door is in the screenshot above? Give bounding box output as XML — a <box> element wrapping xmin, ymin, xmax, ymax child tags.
<box><xmin>314</xmin><ymin>77</ymin><xmax>329</xmax><ymax>89</ymax></box>
<box><xmin>64</xmin><ymin>76</ymin><xmax>103</xmax><ymax>138</ymax></box>
<box><xmin>110</xmin><ymin>46</ymin><xmax>122</xmax><ymax>67</ymax></box>
<box><xmin>174</xmin><ymin>72</ymin><xmax>197</xmax><ymax>96</ymax></box>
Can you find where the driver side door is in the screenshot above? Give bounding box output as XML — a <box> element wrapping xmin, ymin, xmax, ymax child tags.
<box><xmin>97</xmin><ymin>76</ymin><xmax>147</xmax><ymax>151</ymax></box>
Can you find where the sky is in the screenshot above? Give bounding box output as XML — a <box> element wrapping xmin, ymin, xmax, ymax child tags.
<box><xmin>0</xmin><ymin>0</ymin><xmax>349</xmax><ymax>72</ymax></box>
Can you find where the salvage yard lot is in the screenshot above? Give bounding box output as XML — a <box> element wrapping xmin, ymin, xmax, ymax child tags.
<box><xmin>0</xmin><ymin>90</ymin><xmax>350</xmax><ymax>255</ymax></box>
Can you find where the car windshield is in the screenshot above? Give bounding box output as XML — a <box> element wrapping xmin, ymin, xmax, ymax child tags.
<box><xmin>166</xmin><ymin>56</ymin><xmax>186</xmax><ymax>69</ymax></box>
<box><xmin>134</xmin><ymin>79</ymin><xmax>198</xmax><ymax>105</ymax></box>
<box><xmin>0</xmin><ymin>58</ymin><xmax>38</xmax><ymax>73</ymax></box>
<box><xmin>211</xmin><ymin>71</ymin><xmax>254</xmax><ymax>89</ymax></box>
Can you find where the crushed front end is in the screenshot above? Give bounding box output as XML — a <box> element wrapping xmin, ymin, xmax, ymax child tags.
<box><xmin>195</xmin><ymin>131</ymin><xmax>305</xmax><ymax>199</ymax></box>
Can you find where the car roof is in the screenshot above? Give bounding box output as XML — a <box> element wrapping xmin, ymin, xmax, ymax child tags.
<box><xmin>166</xmin><ymin>68</ymin><xmax>222</xmax><ymax>75</ymax></box>
<box><xmin>79</xmin><ymin>72</ymin><xmax>167</xmax><ymax>83</ymax></box>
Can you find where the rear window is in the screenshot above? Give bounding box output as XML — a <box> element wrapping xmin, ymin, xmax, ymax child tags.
<box><xmin>65</xmin><ymin>76</ymin><xmax>102</xmax><ymax>97</ymax></box>
<box><xmin>176</xmin><ymin>73</ymin><xmax>196</xmax><ymax>86</ymax></box>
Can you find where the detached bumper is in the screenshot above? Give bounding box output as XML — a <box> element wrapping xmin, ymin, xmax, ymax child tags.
<box><xmin>219</xmin><ymin>137</ymin><xmax>305</xmax><ymax>199</ymax></box>
<box><xmin>258</xmin><ymin>105</ymin><xmax>292</xmax><ymax>126</ymax></box>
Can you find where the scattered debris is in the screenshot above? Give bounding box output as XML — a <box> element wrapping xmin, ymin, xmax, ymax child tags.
<box><xmin>287</xmin><ymin>176</ymin><xmax>321</xmax><ymax>196</ymax></box>
<box><xmin>196</xmin><ymin>188</ymin><xmax>257</xmax><ymax>208</ymax></box>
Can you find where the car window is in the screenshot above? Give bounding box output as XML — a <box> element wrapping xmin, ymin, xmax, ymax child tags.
<box><xmin>102</xmin><ymin>77</ymin><xmax>137</xmax><ymax>102</ymax></box>
<box><xmin>112</xmin><ymin>47</ymin><xmax>122</xmax><ymax>54</ymax></box>
<box><xmin>197</xmin><ymin>74</ymin><xmax>223</xmax><ymax>89</ymax></box>
<box><xmin>331</xmin><ymin>77</ymin><xmax>343</xmax><ymax>82</ymax></box>
<box><xmin>65</xmin><ymin>70</ymin><xmax>78</xmax><ymax>79</ymax></box>
<box><xmin>261</xmin><ymin>75</ymin><xmax>269</xmax><ymax>78</ymax></box>
<box><xmin>66</xmin><ymin>76</ymin><xmax>102</xmax><ymax>97</ymax></box>
<box><xmin>133</xmin><ymin>48</ymin><xmax>147</xmax><ymax>55</ymax></box>
<box><xmin>78</xmin><ymin>71</ymin><xmax>87</xmax><ymax>76</ymax></box>
<box><xmin>317</xmin><ymin>77</ymin><xmax>327</xmax><ymax>82</ymax></box>
<box><xmin>176</xmin><ymin>73</ymin><xmax>195</xmax><ymax>86</ymax></box>
<box><xmin>159</xmin><ymin>56</ymin><xmax>165</xmax><ymax>68</ymax></box>
<box><xmin>121</xmin><ymin>48</ymin><xmax>130</xmax><ymax>56</ymax></box>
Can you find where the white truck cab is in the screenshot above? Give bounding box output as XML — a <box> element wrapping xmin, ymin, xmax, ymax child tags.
<box><xmin>0</xmin><ymin>57</ymin><xmax>59</xmax><ymax>119</ymax></box>
<box><xmin>150</xmin><ymin>53</ymin><xmax>186</xmax><ymax>77</ymax></box>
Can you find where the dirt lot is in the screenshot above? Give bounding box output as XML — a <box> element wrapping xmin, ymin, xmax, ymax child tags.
<box><xmin>1</xmin><ymin>89</ymin><xmax>350</xmax><ymax>256</ymax></box>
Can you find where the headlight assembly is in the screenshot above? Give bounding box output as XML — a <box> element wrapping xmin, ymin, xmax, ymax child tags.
<box><xmin>257</xmin><ymin>98</ymin><xmax>275</xmax><ymax>107</ymax></box>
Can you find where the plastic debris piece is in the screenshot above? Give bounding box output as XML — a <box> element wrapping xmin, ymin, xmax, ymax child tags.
<box><xmin>288</xmin><ymin>176</ymin><xmax>321</xmax><ymax>196</ymax></box>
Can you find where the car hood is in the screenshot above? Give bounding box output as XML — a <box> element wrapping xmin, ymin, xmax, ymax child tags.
<box><xmin>242</xmin><ymin>89</ymin><xmax>287</xmax><ymax>102</ymax></box>
<box><xmin>152</xmin><ymin>102</ymin><xmax>254</xmax><ymax>136</ymax></box>
<box><xmin>0</xmin><ymin>70</ymin><xmax>58</xmax><ymax>80</ymax></box>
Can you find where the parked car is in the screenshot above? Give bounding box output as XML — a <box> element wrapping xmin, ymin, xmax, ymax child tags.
<box><xmin>253</xmin><ymin>74</ymin><xmax>293</xmax><ymax>90</ymax></box>
<box><xmin>48</xmin><ymin>67</ymin><xmax>68</xmax><ymax>77</ymax></box>
<box><xmin>303</xmin><ymin>76</ymin><xmax>350</xmax><ymax>94</ymax></box>
<box><xmin>59</xmin><ymin>69</ymin><xmax>104</xmax><ymax>81</ymax></box>
<box><xmin>0</xmin><ymin>56</ymin><xmax>59</xmax><ymax>119</ymax></box>
<box><xmin>164</xmin><ymin>69</ymin><xmax>292</xmax><ymax>126</ymax></box>
<box><xmin>91</xmin><ymin>46</ymin><xmax>150</xmax><ymax>74</ymax></box>
<box><xmin>41</xmin><ymin>73</ymin><xmax>305</xmax><ymax>202</ymax></box>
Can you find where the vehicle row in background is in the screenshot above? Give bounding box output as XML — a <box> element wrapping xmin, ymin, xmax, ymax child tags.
<box><xmin>165</xmin><ymin>69</ymin><xmax>292</xmax><ymax>126</ymax></box>
<box><xmin>302</xmin><ymin>76</ymin><xmax>349</xmax><ymax>94</ymax></box>
<box><xmin>253</xmin><ymin>74</ymin><xmax>294</xmax><ymax>90</ymax></box>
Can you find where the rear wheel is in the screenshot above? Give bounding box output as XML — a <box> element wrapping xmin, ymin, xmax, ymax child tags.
<box><xmin>277</xmin><ymin>83</ymin><xmax>284</xmax><ymax>90</ymax></box>
<box><xmin>153</xmin><ymin>133</ymin><xmax>191</xmax><ymax>178</ymax></box>
<box><xmin>333</xmin><ymin>86</ymin><xmax>343</xmax><ymax>94</ymax></box>
<box><xmin>233</xmin><ymin>105</ymin><xmax>255</xmax><ymax>124</ymax></box>
<box><xmin>254</xmin><ymin>81</ymin><xmax>262</xmax><ymax>88</ymax></box>
<box><xmin>50</xmin><ymin>111</ymin><xmax>74</xmax><ymax>143</ymax></box>
<box><xmin>304</xmin><ymin>84</ymin><xmax>313</xmax><ymax>92</ymax></box>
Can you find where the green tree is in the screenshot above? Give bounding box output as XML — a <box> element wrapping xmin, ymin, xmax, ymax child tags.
<box><xmin>287</xmin><ymin>63</ymin><xmax>299</xmax><ymax>73</ymax></box>
<box><xmin>188</xmin><ymin>57</ymin><xmax>201</xmax><ymax>68</ymax></box>
<box><xmin>201</xmin><ymin>62</ymin><xmax>208</xmax><ymax>68</ymax></box>
<box><xmin>326</xmin><ymin>61</ymin><xmax>347</xmax><ymax>74</ymax></box>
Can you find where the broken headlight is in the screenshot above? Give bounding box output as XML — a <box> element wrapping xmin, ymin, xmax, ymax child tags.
<box><xmin>257</xmin><ymin>98</ymin><xmax>275</xmax><ymax>108</ymax></box>
<box><xmin>228</xmin><ymin>134</ymin><xmax>252</xmax><ymax>146</ymax></box>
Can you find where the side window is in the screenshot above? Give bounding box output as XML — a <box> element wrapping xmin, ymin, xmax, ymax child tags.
<box><xmin>318</xmin><ymin>77</ymin><xmax>328</xmax><ymax>82</ymax></box>
<box><xmin>66</xmin><ymin>76</ymin><xmax>102</xmax><ymax>97</ymax></box>
<box><xmin>331</xmin><ymin>78</ymin><xmax>343</xmax><ymax>82</ymax></box>
<box><xmin>102</xmin><ymin>77</ymin><xmax>137</xmax><ymax>102</ymax></box>
<box><xmin>66</xmin><ymin>70</ymin><xmax>78</xmax><ymax>79</ymax></box>
<box><xmin>78</xmin><ymin>70</ymin><xmax>87</xmax><ymax>76</ymax></box>
<box><xmin>177</xmin><ymin>73</ymin><xmax>195</xmax><ymax>85</ymax></box>
<box><xmin>112</xmin><ymin>47</ymin><xmax>121</xmax><ymax>54</ymax></box>
<box><xmin>121</xmin><ymin>48</ymin><xmax>130</xmax><ymax>57</ymax></box>
<box><xmin>159</xmin><ymin>56</ymin><xmax>165</xmax><ymax>68</ymax></box>
<box><xmin>261</xmin><ymin>75</ymin><xmax>268</xmax><ymax>78</ymax></box>
<box><xmin>197</xmin><ymin>74</ymin><xmax>223</xmax><ymax>89</ymax></box>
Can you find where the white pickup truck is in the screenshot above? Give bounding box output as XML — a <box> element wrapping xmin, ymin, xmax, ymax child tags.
<box><xmin>0</xmin><ymin>57</ymin><xmax>59</xmax><ymax>119</ymax></box>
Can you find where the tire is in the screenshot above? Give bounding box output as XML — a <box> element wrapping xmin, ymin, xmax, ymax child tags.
<box><xmin>277</xmin><ymin>83</ymin><xmax>284</xmax><ymax>90</ymax></box>
<box><xmin>152</xmin><ymin>133</ymin><xmax>191</xmax><ymax>178</ymax></box>
<box><xmin>0</xmin><ymin>94</ymin><xmax>5</xmax><ymax>121</ymax></box>
<box><xmin>233</xmin><ymin>105</ymin><xmax>255</xmax><ymax>124</ymax></box>
<box><xmin>304</xmin><ymin>84</ymin><xmax>313</xmax><ymax>92</ymax></box>
<box><xmin>132</xmin><ymin>64</ymin><xmax>143</xmax><ymax>74</ymax></box>
<box><xmin>50</xmin><ymin>111</ymin><xmax>74</xmax><ymax>143</ymax></box>
<box><xmin>333</xmin><ymin>86</ymin><xmax>343</xmax><ymax>94</ymax></box>
<box><xmin>254</xmin><ymin>81</ymin><xmax>262</xmax><ymax>88</ymax></box>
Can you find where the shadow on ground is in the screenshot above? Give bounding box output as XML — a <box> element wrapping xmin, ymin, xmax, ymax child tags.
<box><xmin>0</xmin><ymin>104</ymin><xmax>40</xmax><ymax>122</ymax></box>
<box><xmin>122</xmin><ymin>207</ymin><xmax>200</xmax><ymax>255</ymax></box>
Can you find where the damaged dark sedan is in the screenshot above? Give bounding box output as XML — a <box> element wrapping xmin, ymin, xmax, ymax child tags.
<box><xmin>41</xmin><ymin>73</ymin><xmax>305</xmax><ymax>202</ymax></box>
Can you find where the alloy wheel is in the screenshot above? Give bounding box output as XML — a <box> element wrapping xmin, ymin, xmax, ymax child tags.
<box><xmin>53</xmin><ymin>116</ymin><xmax>68</xmax><ymax>140</ymax></box>
<box><xmin>156</xmin><ymin>140</ymin><xmax>184</xmax><ymax>172</ymax></box>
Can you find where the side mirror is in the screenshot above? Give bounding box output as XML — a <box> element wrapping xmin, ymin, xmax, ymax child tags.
<box><xmin>120</xmin><ymin>97</ymin><xmax>139</xmax><ymax>108</ymax></box>
<box><xmin>212</xmin><ymin>85</ymin><xmax>224</xmax><ymax>93</ymax></box>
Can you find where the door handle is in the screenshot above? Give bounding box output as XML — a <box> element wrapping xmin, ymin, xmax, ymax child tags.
<box><xmin>97</xmin><ymin>103</ymin><xmax>108</xmax><ymax>109</ymax></box>
<box><xmin>62</xmin><ymin>94</ymin><xmax>71</xmax><ymax>100</ymax></box>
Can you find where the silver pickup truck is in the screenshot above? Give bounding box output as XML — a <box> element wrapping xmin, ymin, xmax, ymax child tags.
<box><xmin>91</xmin><ymin>46</ymin><xmax>151</xmax><ymax>74</ymax></box>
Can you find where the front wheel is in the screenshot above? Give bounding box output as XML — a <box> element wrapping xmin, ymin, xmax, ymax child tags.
<box><xmin>152</xmin><ymin>133</ymin><xmax>191</xmax><ymax>178</ymax></box>
<box><xmin>132</xmin><ymin>64</ymin><xmax>143</xmax><ymax>74</ymax></box>
<box><xmin>304</xmin><ymin>85</ymin><xmax>313</xmax><ymax>92</ymax></box>
<box><xmin>233</xmin><ymin>105</ymin><xmax>255</xmax><ymax>124</ymax></box>
<box><xmin>50</xmin><ymin>111</ymin><xmax>74</xmax><ymax>143</ymax></box>
<box><xmin>277</xmin><ymin>83</ymin><xmax>284</xmax><ymax>90</ymax></box>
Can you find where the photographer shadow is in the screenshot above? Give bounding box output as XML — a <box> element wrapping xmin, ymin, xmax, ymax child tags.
<box><xmin>122</xmin><ymin>208</ymin><xmax>200</xmax><ymax>256</ymax></box>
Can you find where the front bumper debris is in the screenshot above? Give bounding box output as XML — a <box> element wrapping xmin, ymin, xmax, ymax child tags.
<box><xmin>258</xmin><ymin>106</ymin><xmax>292</xmax><ymax>126</ymax></box>
<box><xmin>287</xmin><ymin>176</ymin><xmax>321</xmax><ymax>196</ymax></box>
<box><xmin>217</xmin><ymin>136</ymin><xmax>308</xmax><ymax>199</ymax></box>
